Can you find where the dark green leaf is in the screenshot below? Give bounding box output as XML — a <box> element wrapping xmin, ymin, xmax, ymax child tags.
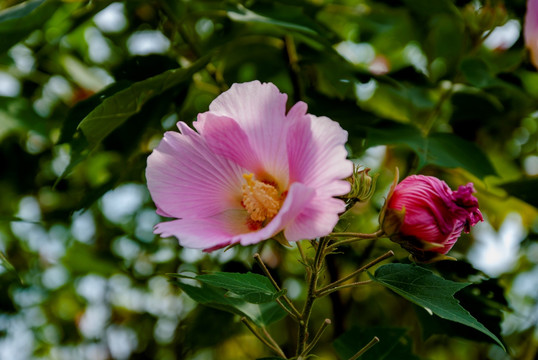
<box><xmin>427</xmin><ymin>132</ymin><xmax>496</xmax><ymax>177</ymax></box>
<box><xmin>369</xmin><ymin>263</ymin><xmax>504</xmax><ymax>350</ymax></box>
<box><xmin>174</xmin><ymin>280</ymin><xmax>286</xmax><ymax>327</ymax></box>
<box><xmin>0</xmin><ymin>0</ymin><xmax>58</xmax><ymax>52</ymax></box>
<box><xmin>59</xmin><ymin>80</ymin><xmax>133</xmax><ymax>144</ymax></box>
<box><xmin>77</xmin><ymin>57</ymin><xmax>209</xmax><ymax>149</ymax></box>
<box><xmin>334</xmin><ymin>327</ymin><xmax>420</xmax><ymax>360</ymax></box>
<box><xmin>227</xmin><ymin>4</ymin><xmax>319</xmax><ymax>37</ymax></box>
<box><xmin>363</xmin><ymin>122</ymin><xmax>496</xmax><ymax>178</ymax></box>
<box><xmin>181</xmin><ymin>307</ymin><xmax>241</xmax><ymax>356</ymax></box>
<box><xmin>197</xmin><ymin>272</ymin><xmax>285</xmax><ymax>304</ymax></box>
<box><xmin>460</xmin><ymin>58</ymin><xmax>494</xmax><ymax>88</ymax></box>
<box><xmin>500</xmin><ymin>178</ymin><xmax>538</xmax><ymax>208</ymax></box>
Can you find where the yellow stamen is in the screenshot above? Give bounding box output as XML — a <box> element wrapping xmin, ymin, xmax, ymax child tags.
<box><xmin>242</xmin><ymin>173</ymin><xmax>281</xmax><ymax>222</ymax></box>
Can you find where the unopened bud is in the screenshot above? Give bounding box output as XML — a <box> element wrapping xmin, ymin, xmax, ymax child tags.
<box><xmin>380</xmin><ymin>169</ymin><xmax>483</xmax><ymax>263</ymax></box>
<box><xmin>344</xmin><ymin>166</ymin><xmax>378</xmax><ymax>203</ymax></box>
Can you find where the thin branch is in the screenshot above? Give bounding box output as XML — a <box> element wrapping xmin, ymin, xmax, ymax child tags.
<box><xmin>301</xmin><ymin>319</ymin><xmax>331</xmax><ymax>357</ymax></box>
<box><xmin>329</xmin><ymin>229</ymin><xmax>385</xmax><ymax>238</ymax></box>
<box><xmin>296</xmin><ymin>240</ymin><xmax>307</xmax><ymax>265</ymax></box>
<box><xmin>262</xmin><ymin>327</ymin><xmax>288</xmax><ymax>359</ymax></box>
<box><xmin>325</xmin><ymin>230</ymin><xmax>384</xmax><ymax>253</ymax></box>
<box><xmin>325</xmin><ymin>237</ymin><xmax>372</xmax><ymax>253</ymax></box>
<box><xmin>241</xmin><ymin>317</ymin><xmax>288</xmax><ymax>359</ymax></box>
<box><xmin>349</xmin><ymin>336</ymin><xmax>380</xmax><ymax>360</ymax></box>
<box><xmin>254</xmin><ymin>253</ymin><xmax>302</xmax><ymax>320</ymax></box>
<box><xmin>316</xmin><ymin>280</ymin><xmax>373</xmax><ymax>298</ymax></box>
<box><xmin>315</xmin><ymin>250</ymin><xmax>394</xmax><ymax>296</ymax></box>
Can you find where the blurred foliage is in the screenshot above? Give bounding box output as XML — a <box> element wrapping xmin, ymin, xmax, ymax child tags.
<box><xmin>0</xmin><ymin>0</ymin><xmax>537</xmax><ymax>359</ymax></box>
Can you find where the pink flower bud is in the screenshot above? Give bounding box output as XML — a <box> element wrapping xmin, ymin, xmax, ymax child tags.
<box><xmin>381</xmin><ymin>175</ymin><xmax>483</xmax><ymax>262</ymax></box>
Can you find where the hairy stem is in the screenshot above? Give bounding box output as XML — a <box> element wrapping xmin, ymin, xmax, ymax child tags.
<box><xmin>296</xmin><ymin>237</ymin><xmax>329</xmax><ymax>356</ymax></box>
<box><xmin>300</xmin><ymin>319</ymin><xmax>331</xmax><ymax>357</ymax></box>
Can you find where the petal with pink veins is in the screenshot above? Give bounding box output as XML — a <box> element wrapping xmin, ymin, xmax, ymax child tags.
<box><xmin>146</xmin><ymin>122</ymin><xmax>245</xmax><ymax>219</ymax></box>
<box><xmin>200</xmin><ymin>81</ymin><xmax>290</xmax><ymax>187</ymax></box>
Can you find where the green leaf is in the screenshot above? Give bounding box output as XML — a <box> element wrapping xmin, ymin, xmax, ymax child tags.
<box><xmin>460</xmin><ymin>58</ymin><xmax>494</xmax><ymax>88</ymax></box>
<box><xmin>369</xmin><ymin>263</ymin><xmax>505</xmax><ymax>350</ymax></box>
<box><xmin>500</xmin><ymin>178</ymin><xmax>538</xmax><ymax>208</ymax></box>
<box><xmin>227</xmin><ymin>4</ymin><xmax>319</xmax><ymax>37</ymax></box>
<box><xmin>173</xmin><ymin>280</ymin><xmax>286</xmax><ymax>327</ymax></box>
<box><xmin>334</xmin><ymin>327</ymin><xmax>420</xmax><ymax>360</ymax></box>
<box><xmin>59</xmin><ymin>80</ymin><xmax>133</xmax><ymax>145</ymax></box>
<box><xmin>77</xmin><ymin>57</ymin><xmax>209</xmax><ymax>149</ymax></box>
<box><xmin>363</xmin><ymin>122</ymin><xmax>496</xmax><ymax>178</ymax></box>
<box><xmin>426</xmin><ymin>132</ymin><xmax>495</xmax><ymax>177</ymax></box>
<box><xmin>0</xmin><ymin>0</ymin><xmax>58</xmax><ymax>52</ymax></box>
<box><xmin>196</xmin><ymin>272</ymin><xmax>285</xmax><ymax>304</ymax></box>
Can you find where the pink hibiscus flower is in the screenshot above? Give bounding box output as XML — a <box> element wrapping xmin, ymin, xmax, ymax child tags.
<box><xmin>146</xmin><ymin>81</ymin><xmax>353</xmax><ymax>251</ymax></box>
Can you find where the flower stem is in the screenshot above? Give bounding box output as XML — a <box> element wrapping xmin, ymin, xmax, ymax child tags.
<box><xmin>348</xmin><ymin>336</ymin><xmax>380</xmax><ymax>360</ymax></box>
<box><xmin>315</xmin><ymin>250</ymin><xmax>394</xmax><ymax>297</ymax></box>
<box><xmin>296</xmin><ymin>237</ymin><xmax>329</xmax><ymax>356</ymax></box>
<box><xmin>296</xmin><ymin>241</ymin><xmax>307</xmax><ymax>265</ymax></box>
<box><xmin>254</xmin><ymin>253</ymin><xmax>302</xmax><ymax>321</ymax></box>
<box><xmin>299</xmin><ymin>319</ymin><xmax>331</xmax><ymax>358</ymax></box>
<box><xmin>241</xmin><ymin>317</ymin><xmax>288</xmax><ymax>359</ymax></box>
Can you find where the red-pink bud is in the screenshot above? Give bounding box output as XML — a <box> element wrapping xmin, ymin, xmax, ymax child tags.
<box><xmin>381</xmin><ymin>175</ymin><xmax>483</xmax><ymax>262</ymax></box>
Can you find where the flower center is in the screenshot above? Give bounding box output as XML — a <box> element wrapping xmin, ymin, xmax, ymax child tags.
<box><xmin>241</xmin><ymin>173</ymin><xmax>281</xmax><ymax>222</ymax></box>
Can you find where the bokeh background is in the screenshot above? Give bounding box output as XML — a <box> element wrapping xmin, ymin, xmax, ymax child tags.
<box><xmin>0</xmin><ymin>0</ymin><xmax>537</xmax><ymax>359</ymax></box>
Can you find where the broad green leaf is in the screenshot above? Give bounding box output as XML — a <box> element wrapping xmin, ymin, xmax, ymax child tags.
<box><xmin>427</xmin><ymin>132</ymin><xmax>495</xmax><ymax>177</ymax></box>
<box><xmin>182</xmin><ymin>306</ymin><xmax>241</xmax><ymax>355</ymax></box>
<box><xmin>197</xmin><ymin>272</ymin><xmax>285</xmax><ymax>304</ymax></box>
<box><xmin>460</xmin><ymin>58</ymin><xmax>494</xmax><ymax>88</ymax></box>
<box><xmin>174</xmin><ymin>280</ymin><xmax>286</xmax><ymax>327</ymax></box>
<box><xmin>363</xmin><ymin>122</ymin><xmax>496</xmax><ymax>178</ymax></box>
<box><xmin>58</xmin><ymin>80</ymin><xmax>133</xmax><ymax>145</ymax></box>
<box><xmin>77</xmin><ymin>57</ymin><xmax>209</xmax><ymax>149</ymax></box>
<box><xmin>500</xmin><ymin>178</ymin><xmax>538</xmax><ymax>208</ymax></box>
<box><xmin>369</xmin><ymin>263</ymin><xmax>505</xmax><ymax>350</ymax></box>
<box><xmin>227</xmin><ymin>4</ymin><xmax>319</xmax><ymax>37</ymax></box>
<box><xmin>0</xmin><ymin>0</ymin><xmax>58</xmax><ymax>52</ymax></box>
<box><xmin>334</xmin><ymin>327</ymin><xmax>420</xmax><ymax>360</ymax></box>
<box><xmin>356</xmin><ymin>80</ymin><xmax>436</xmax><ymax>123</ymax></box>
